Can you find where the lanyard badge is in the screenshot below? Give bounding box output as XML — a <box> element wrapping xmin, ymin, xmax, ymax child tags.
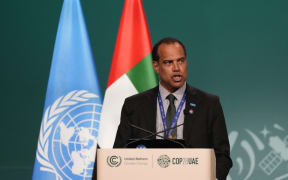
<box><xmin>157</xmin><ymin>92</ymin><xmax>186</xmax><ymax>137</ymax></box>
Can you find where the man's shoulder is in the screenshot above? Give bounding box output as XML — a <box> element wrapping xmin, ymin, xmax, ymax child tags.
<box><xmin>186</xmin><ymin>84</ymin><xmax>219</xmax><ymax>101</ymax></box>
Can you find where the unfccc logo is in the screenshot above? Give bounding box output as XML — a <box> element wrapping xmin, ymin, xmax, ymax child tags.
<box><xmin>107</xmin><ymin>155</ymin><xmax>122</xmax><ymax>167</ymax></box>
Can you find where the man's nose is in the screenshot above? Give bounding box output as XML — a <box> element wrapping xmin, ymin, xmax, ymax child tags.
<box><xmin>172</xmin><ymin>61</ymin><xmax>180</xmax><ymax>71</ymax></box>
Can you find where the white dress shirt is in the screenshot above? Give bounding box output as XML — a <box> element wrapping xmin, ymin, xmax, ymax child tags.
<box><xmin>156</xmin><ymin>83</ymin><xmax>186</xmax><ymax>139</ymax></box>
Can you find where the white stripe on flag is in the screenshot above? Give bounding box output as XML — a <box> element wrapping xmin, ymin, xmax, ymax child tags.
<box><xmin>98</xmin><ymin>74</ymin><xmax>138</xmax><ymax>148</ymax></box>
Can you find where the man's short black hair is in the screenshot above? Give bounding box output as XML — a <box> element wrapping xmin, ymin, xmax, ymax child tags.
<box><xmin>152</xmin><ymin>37</ymin><xmax>187</xmax><ymax>61</ymax></box>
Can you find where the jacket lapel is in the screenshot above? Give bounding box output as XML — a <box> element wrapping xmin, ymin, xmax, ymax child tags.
<box><xmin>183</xmin><ymin>85</ymin><xmax>201</xmax><ymax>142</ymax></box>
<box><xmin>145</xmin><ymin>86</ymin><xmax>158</xmax><ymax>137</ymax></box>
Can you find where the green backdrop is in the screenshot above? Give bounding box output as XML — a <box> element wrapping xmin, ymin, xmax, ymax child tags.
<box><xmin>1</xmin><ymin>0</ymin><xmax>288</xmax><ymax>179</ymax></box>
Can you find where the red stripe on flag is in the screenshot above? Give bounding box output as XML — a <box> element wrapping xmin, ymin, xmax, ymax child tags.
<box><xmin>107</xmin><ymin>0</ymin><xmax>152</xmax><ymax>88</ymax></box>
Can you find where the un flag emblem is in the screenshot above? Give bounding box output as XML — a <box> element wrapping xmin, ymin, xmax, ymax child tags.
<box><xmin>36</xmin><ymin>90</ymin><xmax>102</xmax><ymax>180</ymax></box>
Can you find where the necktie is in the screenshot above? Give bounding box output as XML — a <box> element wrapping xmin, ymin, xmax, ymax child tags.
<box><xmin>166</xmin><ymin>94</ymin><xmax>177</xmax><ymax>139</ymax></box>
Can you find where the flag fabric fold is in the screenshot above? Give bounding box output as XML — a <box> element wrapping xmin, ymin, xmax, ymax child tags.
<box><xmin>32</xmin><ymin>0</ymin><xmax>101</xmax><ymax>179</ymax></box>
<box><xmin>98</xmin><ymin>0</ymin><xmax>157</xmax><ymax>148</ymax></box>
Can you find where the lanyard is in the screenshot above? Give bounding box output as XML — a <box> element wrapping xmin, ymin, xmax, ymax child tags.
<box><xmin>157</xmin><ymin>91</ymin><xmax>186</xmax><ymax>137</ymax></box>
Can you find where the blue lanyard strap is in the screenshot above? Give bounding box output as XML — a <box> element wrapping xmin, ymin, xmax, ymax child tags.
<box><xmin>157</xmin><ymin>91</ymin><xmax>186</xmax><ymax>137</ymax></box>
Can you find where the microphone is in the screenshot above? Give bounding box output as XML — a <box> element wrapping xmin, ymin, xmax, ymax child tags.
<box><xmin>124</xmin><ymin>121</ymin><xmax>186</xmax><ymax>148</ymax></box>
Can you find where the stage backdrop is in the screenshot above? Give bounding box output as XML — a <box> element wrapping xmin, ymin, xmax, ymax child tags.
<box><xmin>1</xmin><ymin>0</ymin><xmax>288</xmax><ymax>179</ymax></box>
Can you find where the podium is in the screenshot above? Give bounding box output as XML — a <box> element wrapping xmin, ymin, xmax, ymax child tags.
<box><xmin>97</xmin><ymin>148</ymin><xmax>216</xmax><ymax>180</ymax></box>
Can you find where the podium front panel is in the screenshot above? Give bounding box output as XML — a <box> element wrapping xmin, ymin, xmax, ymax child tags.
<box><xmin>97</xmin><ymin>149</ymin><xmax>216</xmax><ymax>180</ymax></box>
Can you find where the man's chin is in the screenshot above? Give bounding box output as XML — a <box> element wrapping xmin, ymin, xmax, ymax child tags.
<box><xmin>169</xmin><ymin>82</ymin><xmax>185</xmax><ymax>92</ymax></box>
<box><xmin>172</xmin><ymin>81</ymin><xmax>184</xmax><ymax>87</ymax></box>
<box><xmin>160</xmin><ymin>81</ymin><xmax>185</xmax><ymax>92</ymax></box>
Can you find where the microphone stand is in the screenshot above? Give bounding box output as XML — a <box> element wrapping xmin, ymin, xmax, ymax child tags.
<box><xmin>124</xmin><ymin>122</ymin><xmax>186</xmax><ymax>148</ymax></box>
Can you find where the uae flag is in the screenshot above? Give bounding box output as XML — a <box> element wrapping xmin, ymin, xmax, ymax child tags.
<box><xmin>98</xmin><ymin>0</ymin><xmax>157</xmax><ymax>148</ymax></box>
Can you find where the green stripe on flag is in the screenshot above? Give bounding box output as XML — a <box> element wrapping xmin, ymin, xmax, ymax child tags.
<box><xmin>127</xmin><ymin>53</ymin><xmax>158</xmax><ymax>92</ymax></box>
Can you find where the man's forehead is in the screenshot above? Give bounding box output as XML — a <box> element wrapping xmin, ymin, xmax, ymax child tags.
<box><xmin>158</xmin><ymin>42</ymin><xmax>185</xmax><ymax>59</ymax></box>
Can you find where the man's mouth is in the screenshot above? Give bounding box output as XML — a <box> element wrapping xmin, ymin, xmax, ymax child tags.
<box><xmin>172</xmin><ymin>75</ymin><xmax>182</xmax><ymax>82</ymax></box>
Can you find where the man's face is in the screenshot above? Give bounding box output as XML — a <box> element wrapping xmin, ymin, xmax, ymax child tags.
<box><xmin>153</xmin><ymin>42</ymin><xmax>187</xmax><ymax>93</ymax></box>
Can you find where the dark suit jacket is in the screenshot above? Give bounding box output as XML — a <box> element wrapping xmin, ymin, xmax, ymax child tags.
<box><xmin>113</xmin><ymin>84</ymin><xmax>233</xmax><ymax>180</ymax></box>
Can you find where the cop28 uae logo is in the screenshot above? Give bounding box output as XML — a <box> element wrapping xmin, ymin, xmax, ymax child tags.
<box><xmin>107</xmin><ymin>155</ymin><xmax>122</xmax><ymax>167</ymax></box>
<box><xmin>157</xmin><ymin>155</ymin><xmax>171</xmax><ymax>168</ymax></box>
<box><xmin>36</xmin><ymin>90</ymin><xmax>102</xmax><ymax>180</ymax></box>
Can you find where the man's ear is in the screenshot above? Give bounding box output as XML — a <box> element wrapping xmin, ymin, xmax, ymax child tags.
<box><xmin>152</xmin><ymin>61</ymin><xmax>159</xmax><ymax>74</ymax></box>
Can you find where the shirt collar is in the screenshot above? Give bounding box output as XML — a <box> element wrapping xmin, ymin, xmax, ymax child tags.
<box><xmin>159</xmin><ymin>83</ymin><xmax>186</xmax><ymax>101</ymax></box>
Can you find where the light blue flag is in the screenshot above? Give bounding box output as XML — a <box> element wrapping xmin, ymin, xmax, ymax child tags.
<box><xmin>32</xmin><ymin>0</ymin><xmax>101</xmax><ymax>179</ymax></box>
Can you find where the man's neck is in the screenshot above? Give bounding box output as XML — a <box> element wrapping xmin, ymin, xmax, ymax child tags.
<box><xmin>159</xmin><ymin>82</ymin><xmax>186</xmax><ymax>100</ymax></box>
<box><xmin>159</xmin><ymin>82</ymin><xmax>186</xmax><ymax>93</ymax></box>
<box><xmin>159</xmin><ymin>83</ymin><xmax>175</xmax><ymax>93</ymax></box>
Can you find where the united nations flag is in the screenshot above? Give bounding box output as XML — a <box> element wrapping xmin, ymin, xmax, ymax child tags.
<box><xmin>32</xmin><ymin>0</ymin><xmax>102</xmax><ymax>179</ymax></box>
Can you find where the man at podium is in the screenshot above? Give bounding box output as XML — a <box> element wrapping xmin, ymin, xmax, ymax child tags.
<box><xmin>113</xmin><ymin>37</ymin><xmax>233</xmax><ymax>180</ymax></box>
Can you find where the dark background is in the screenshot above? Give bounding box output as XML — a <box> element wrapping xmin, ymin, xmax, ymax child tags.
<box><xmin>1</xmin><ymin>0</ymin><xmax>288</xmax><ymax>179</ymax></box>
